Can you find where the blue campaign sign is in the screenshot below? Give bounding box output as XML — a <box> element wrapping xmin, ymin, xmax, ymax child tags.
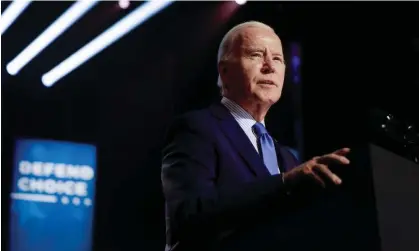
<box><xmin>9</xmin><ymin>139</ymin><xmax>97</xmax><ymax>251</ymax></box>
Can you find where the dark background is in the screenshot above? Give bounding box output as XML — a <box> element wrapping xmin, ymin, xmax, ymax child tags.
<box><xmin>2</xmin><ymin>1</ymin><xmax>418</xmax><ymax>251</ymax></box>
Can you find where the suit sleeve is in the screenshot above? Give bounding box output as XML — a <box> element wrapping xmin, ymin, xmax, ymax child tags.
<box><xmin>161</xmin><ymin>115</ymin><xmax>292</xmax><ymax>240</ymax></box>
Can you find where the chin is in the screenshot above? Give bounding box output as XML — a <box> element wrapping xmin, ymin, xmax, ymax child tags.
<box><xmin>254</xmin><ymin>96</ymin><xmax>280</xmax><ymax>106</ymax></box>
<box><xmin>254</xmin><ymin>92</ymin><xmax>281</xmax><ymax>105</ymax></box>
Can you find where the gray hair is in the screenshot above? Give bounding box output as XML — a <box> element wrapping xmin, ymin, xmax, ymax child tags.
<box><xmin>216</xmin><ymin>21</ymin><xmax>276</xmax><ymax>91</ymax></box>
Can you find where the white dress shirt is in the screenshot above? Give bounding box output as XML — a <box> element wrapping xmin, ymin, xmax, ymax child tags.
<box><xmin>221</xmin><ymin>97</ymin><xmax>265</xmax><ymax>154</ymax></box>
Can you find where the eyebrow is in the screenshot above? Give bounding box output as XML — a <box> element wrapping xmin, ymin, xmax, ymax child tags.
<box><xmin>244</xmin><ymin>47</ymin><xmax>283</xmax><ymax>57</ymax></box>
<box><xmin>243</xmin><ymin>47</ymin><xmax>263</xmax><ymax>53</ymax></box>
<box><xmin>272</xmin><ymin>52</ymin><xmax>284</xmax><ymax>58</ymax></box>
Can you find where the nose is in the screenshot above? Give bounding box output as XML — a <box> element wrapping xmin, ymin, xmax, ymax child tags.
<box><xmin>261</xmin><ymin>56</ymin><xmax>275</xmax><ymax>74</ymax></box>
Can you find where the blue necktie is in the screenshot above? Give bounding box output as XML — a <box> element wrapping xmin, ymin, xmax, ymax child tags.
<box><xmin>252</xmin><ymin>122</ymin><xmax>280</xmax><ymax>175</ymax></box>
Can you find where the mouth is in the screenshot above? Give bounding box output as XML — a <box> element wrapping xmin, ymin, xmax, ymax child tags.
<box><xmin>258</xmin><ymin>80</ymin><xmax>276</xmax><ymax>87</ymax></box>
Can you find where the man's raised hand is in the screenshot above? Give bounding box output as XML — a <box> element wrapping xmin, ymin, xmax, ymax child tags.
<box><xmin>283</xmin><ymin>148</ymin><xmax>351</xmax><ymax>189</ymax></box>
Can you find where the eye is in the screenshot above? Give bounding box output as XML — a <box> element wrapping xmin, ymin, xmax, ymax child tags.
<box><xmin>250</xmin><ymin>52</ymin><xmax>263</xmax><ymax>57</ymax></box>
<box><xmin>273</xmin><ymin>56</ymin><xmax>283</xmax><ymax>62</ymax></box>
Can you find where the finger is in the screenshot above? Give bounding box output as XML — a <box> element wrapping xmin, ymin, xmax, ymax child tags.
<box><xmin>333</xmin><ymin>147</ymin><xmax>351</xmax><ymax>156</ymax></box>
<box><xmin>318</xmin><ymin>153</ymin><xmax>350</xmax><ymax>165</ymax></box>
<box><xmin>330</xmin><ymin>153</ymin><xmax>350</xmax><ymax>164</ymax></box>
<box><xmin>314</xmin><ymin>164</ymin><xmax>342</xmax><ymax>185</ymax></box>
<box><xmin>310</xmin><ymin>169</ymin><xmax>326</xmax><ymax>188</ymax></box>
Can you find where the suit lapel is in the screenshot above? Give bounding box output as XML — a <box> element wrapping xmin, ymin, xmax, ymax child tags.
<box><xmin>209</xmin><ymin>102</ymin><xmax>271</xmax><ymax>177</ymax></box>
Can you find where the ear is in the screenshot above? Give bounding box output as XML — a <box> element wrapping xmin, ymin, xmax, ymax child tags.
<box><xmin>218</xmin><ymin>61</ymin><xmax>228</xmax><ymax>75</ymax></box>
<box><xmin>218</xmin><ymin>61</ymin><xmax>229</xmax><ymax>88</ymax></box>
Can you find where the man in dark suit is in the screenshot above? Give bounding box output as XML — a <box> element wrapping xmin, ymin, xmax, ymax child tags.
<box><xmin>161</xmin><ymin>21</ymin><xmax>351</xmax><ymax>251</ymax></box>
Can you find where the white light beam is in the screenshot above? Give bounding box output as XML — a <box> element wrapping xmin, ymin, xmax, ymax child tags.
<box><xmin>42</xmin><ymin>0</ymin><xmax>174</xmax><ymax>87</ymax></box>
<box><xmin>6</xmin><ymin>0</ymin><xmax>99</xmax><ymax>75</ymax></box>
<box><xmin>0</xmin><ymin>0</ymin><xmax>32</xmax><ymax>35</ymax></box>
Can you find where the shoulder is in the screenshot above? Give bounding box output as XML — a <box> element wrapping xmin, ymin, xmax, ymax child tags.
<box><xmin>164</xmin><ymin>107</ymin><xmax>216</xmax><ymax>140</ymax></box>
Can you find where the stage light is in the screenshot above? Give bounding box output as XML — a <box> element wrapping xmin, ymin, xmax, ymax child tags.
<box><xmin>41</xmin><ymin>0</ymin><xmax>174</xmax><ymax>87</ymax></box>
<box><xmin>6</xmin><ymin>0</ymin><xmax>99</xmax><ymax>76</ymax></box>
<box><xmin>119</xmin><ymin>0</ymin><xmax>130</xmax><ymax>9</ymax></box>
<box><xmin>0</xmin><ymin>0</ymin><xmax>32</xmax><ymax>35</ymax></box>
<box><xmin>235</xmin><ymin>0</ymin><xmax>247</xmax><ymax>5</ymax></box>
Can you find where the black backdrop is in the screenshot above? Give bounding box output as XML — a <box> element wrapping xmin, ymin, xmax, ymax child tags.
<box><xmin>2</xmin><ymin>2</ymin><xmax>418</xmax><ymax>251</ymax></box>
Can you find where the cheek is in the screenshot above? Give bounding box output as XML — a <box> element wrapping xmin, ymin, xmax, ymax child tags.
<box><xmin>278</xmin><ymin>65</ymin><xmax>286</xmax><ymax>78</ymax></box>
<box><xmin>243</xmin><ymin>64</ymin><xmax>262</xmax><ymax>83</ymax></box>
<box><xmin>234</xmin><ymin>64</ymin><xmax>254</xmax><ymax>87</ymax></box>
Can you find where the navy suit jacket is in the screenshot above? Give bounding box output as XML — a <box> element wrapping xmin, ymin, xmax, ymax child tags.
<box><xmin>161</xmin><ymin>102</ymin><xmax>302</xmax><ymax>251</ymax></box>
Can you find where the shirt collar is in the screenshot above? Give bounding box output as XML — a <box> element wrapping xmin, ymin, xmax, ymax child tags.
<box><xmin>221</xmin><ymin>97</ymin><xmax>266</xmax><ymax>127</ymax></box>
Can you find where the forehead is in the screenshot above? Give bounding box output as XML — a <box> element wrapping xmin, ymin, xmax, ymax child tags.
<box><xmin>235</xmin><ymin>26</ymin><xmax>283</xmax><ymax>51</ymax></box>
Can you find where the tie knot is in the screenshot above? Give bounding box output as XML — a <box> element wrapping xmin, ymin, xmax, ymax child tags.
<box><xmin>252</xmin><ymin>122</ymin><xmax>268</xmax><ymax>137</ymax></box>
